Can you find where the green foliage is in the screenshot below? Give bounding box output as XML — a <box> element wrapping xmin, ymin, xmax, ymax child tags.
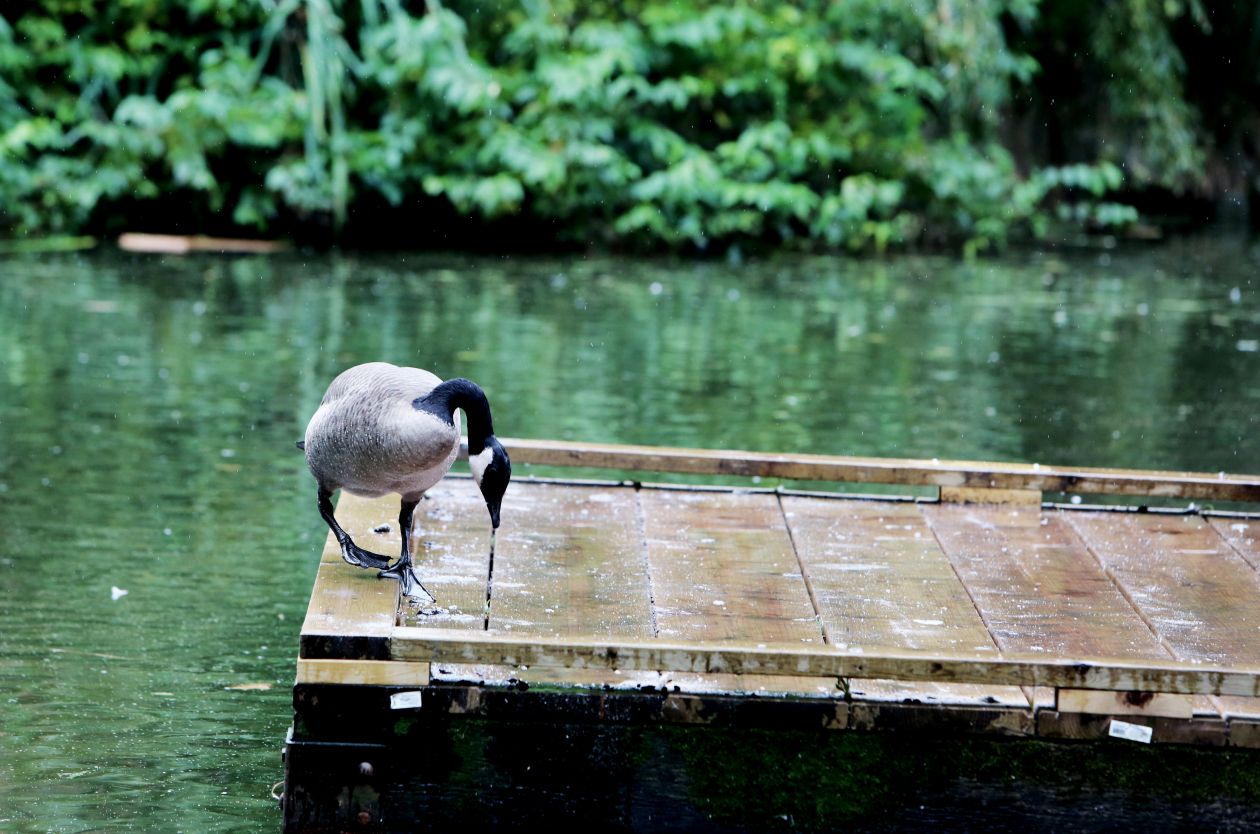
<box><xmin>0</xmin><ymin>0</ymin><xmax>1218</xmax><ymax>250</ymax></box>
<box><xmin>1086</xmin><ymin>0</ymin><xmax>1208</xmax><ymax>190</ymax></box>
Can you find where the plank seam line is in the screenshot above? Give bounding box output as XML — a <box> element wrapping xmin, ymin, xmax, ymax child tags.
<box><xmin>1055</xmin><ymin>509</ymin><xmax>1235</xmax><ymax>714</ymax></box>
<box><xmin>634</xmin><ymin>489</ymin><xmax>661</xmax><ymax>638</ymax></box>
<box><xmin>1059</xmin><ymin>511</ymin><xmax>1183</xmax><ymax>664</ymax></box>
<box><xmin>1209</xmin><ymin>517</ymin><xmax>1260</xmax><ymax>573</ymax></box>
<box><xmin>1052</xmin><ymin>510</ymin><xmax>1227</xmax><ymax>722</ymax></box>
<box><xmin>912</xmin><ymin>507</ymin><xmax>1036</xmax><ymax>713</ymax></box>
<box><xmin>776</xmin><ymin>493</ymin><xmax>830</xmax><ymax>647</ymax></box>
<box><xmin>919</xmin><ymin>507</ymin><xmax>1003</xmax><ymax>656</ymax></box>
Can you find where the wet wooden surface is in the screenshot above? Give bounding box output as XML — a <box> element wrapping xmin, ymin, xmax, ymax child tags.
<box><xmin>301</xmin><ymin>475</ymin><xmax>1260</xmax><ymax>744</ymax></box>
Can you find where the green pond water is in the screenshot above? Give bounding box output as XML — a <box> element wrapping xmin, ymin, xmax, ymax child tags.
<box><xmin>1</xmin><ymin>236</ymin><xmax>1259</xmax><ymax>831</ymax></box>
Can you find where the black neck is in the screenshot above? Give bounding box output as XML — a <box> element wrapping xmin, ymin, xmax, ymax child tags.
<box><xmin>414</xmin><ymin>378</ymin><xmax>496</xmax><ymax>454</ymax></box>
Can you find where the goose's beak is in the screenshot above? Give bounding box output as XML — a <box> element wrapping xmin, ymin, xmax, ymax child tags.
<box><xmin>486</xmin><ymin>496</ymin><xmax>502</xmax><ymax>530</ymax></box>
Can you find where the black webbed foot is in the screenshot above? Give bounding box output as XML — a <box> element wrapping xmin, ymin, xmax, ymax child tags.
<box><xmin>339</xmin><ymin>541</ymin><xmax>393</xmax><ymax>571</ymax></box>
<box><xmin>378</xmin><ymin>558</ymin><xmax>435</xmax><ymax>602</ymax></box>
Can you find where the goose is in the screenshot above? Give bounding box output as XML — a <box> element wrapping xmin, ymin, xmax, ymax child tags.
<box><xmin>299</xmin><ymin>362</ymin><xmax>511</xmax><ymax>600</ymax></box>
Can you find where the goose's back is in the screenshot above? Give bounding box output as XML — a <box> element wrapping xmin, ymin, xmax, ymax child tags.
<box><xmin>304</xmin><ymin>363</ymin><xmax>461</xmax><ymax>497</ymax></box>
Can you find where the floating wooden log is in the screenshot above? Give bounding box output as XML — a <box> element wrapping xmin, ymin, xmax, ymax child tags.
<box><xmin>117</xmin><ymin>233</ymin><xmax>288</xmax><ymax>254</ymax></box>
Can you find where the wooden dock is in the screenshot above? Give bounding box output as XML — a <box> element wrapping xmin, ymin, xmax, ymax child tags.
<box><xmin>282</xmin><ymin>441</ymin><xmax>1260</xmax><ymax>832</ymax></box>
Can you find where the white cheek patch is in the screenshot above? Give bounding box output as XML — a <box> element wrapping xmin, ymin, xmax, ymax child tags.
<box><xmin>469</xmin><ymin>447</ymin><xmax>493</xmax><ymax>484</ymax></box>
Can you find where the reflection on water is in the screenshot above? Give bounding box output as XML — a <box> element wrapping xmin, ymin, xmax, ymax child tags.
<box><xmin>1</xmin><ymin>237</ymin><xmax>1258</xmax><ymax>830</ymax></box>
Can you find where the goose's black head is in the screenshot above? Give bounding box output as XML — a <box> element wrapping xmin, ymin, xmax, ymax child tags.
<box><xmin>470</xmin><ymin>436</ymin><xmax>511</xmax><ymax>529</ymax></box>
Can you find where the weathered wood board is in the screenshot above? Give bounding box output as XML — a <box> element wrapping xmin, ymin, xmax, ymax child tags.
<box><xmin>1065</xmin><ymin>511</ymin><xmax>1260</xmax><ymax>720</ymax></box>
<box><xmin>486</xmin><ymin>482</ymin><xmax>653</xmax><ymax>637</ymax></box>
<box><xmin>782</xmin><ymin>496</ymin><xmax>1026</xmax><ymax>707</ymax></box>
<box><xmin>288</xmin><ymin>446</ymin><xmax>1260</xmax><ymax>834</ymax></box>
<box><xmin>300</xmin><ymin>492</ymin><xmax>401</xmax><ymax>659</ymax></box>
<box><xmin>642</xmin><ymin>490</ymin><xmax>819</xmax><ymax>645</ymax></box>
<box><xmin>919</xmin><ymin>503</ymin><xmax>1222</xmax><ymax>718</ymax></box>
<box><xmin>299</xmin><ymin>471</ymin><xmax>1260</xmax><ymax>736</ymax></box>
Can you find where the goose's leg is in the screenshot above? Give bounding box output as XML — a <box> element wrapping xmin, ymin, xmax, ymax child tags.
<box><xmin>379</xmin><ymin>494</ymin><xmax>435</xmax><ymax>601</ymax></box>
<box><xmin>318</xmin><ymin>487</ymin><xmax>392</xmax><ymax>570</ymax></box>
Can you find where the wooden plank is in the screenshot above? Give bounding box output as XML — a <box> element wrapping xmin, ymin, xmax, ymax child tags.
<box><xmin>639</xmin><ymin>490</ymin><xmax>821</xmax><ymax>645</ymax></box>
<box><xmin>1037</xmin><ymin>711</ymin><xmax>1229</xmax><ymax>745</ymax></box>
<box><xmin>301</xmin><ymin>493</ymin><xmax>402</xmax><ymax>659</ymax></box>
<box><xmin>486</xmin><ymin>482</ymin><xmax>653</xmax><ymax>639</ymax></box>
<box><xmin>296</xmin><ymin>659</ymin><xmax>430</xmax><ymax>686</ymax></box>
<box><xmin>430</xmin><ymin>663</ymin><xmax>844</xmax><ymax>698</ymax></box>
<box><xmin>1213</xmin><ymin>697</ymin><xmax>1260</xmax><ymax>720</ymax></box>
<box><xmin>923</xmin><ymin>505</ymin><xmax>1171</xmax><ymax>661</ymax></box>
<box><xmin>1064</xmin><ymin>512</ymin><xmax>1260</xmax><ymax>666</ymax></box>
<box><xmin>923</xmin><ymin>504</ymin><xmax>1215</xmax><ymax>716</ymax></box>
<box><xmin>781</xmin><ymin>496</ymin><xmax>1025</xmax><ymax>707</ymax></box>
<box><xmin>399</xmin><ymin>478</ymin><xmax>495</xmax><ymax>629</ymax></box>
<box><xmin>1028</xmin><ymin>686</ymin><xmax>1056</xmax><ymax>712</ymax></box>
<box><xmin>784</xmin><ymin>498</ymin><xmax>999</xmax><ymax>654</ymax></box>
<box><xmin>1209</xmin><ymin>516</ymin><xmax>1260</xmax><ymax>571</ymax></box>
<box><xmin>1056</xmin><ymin>689</ymin><xmax>1193</xmax><ymax>719</ymax></box>
<box><xmin>430</xmin><ymin>662</ymin><xmax>1020</xmax><ymax>706</ymax></box>
<box><xmin>390</xmin><ymin>627</ymin><xmax>1260</xmax><ymax>696</ymax></box>
<box><xmin>499</xmin><ymin>437</ymin><xmax>1260</xmax><ymax>501</ymax></box>
<box><xmin>1067</xmin><ymin>512</ymin><xmax>1260</xmax><ymax>721</ymax></box>
<box><xmin>939</xmin><ymin>486</ymin><xmax>1041</xmax><ymax>505</ymax></box>
<box><xmin>848</xmin><ymin>679</ymin><xmax>1031</xmax><ymax>708</ymax></box>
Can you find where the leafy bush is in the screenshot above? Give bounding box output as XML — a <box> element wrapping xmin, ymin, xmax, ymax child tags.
<box><xmin>0</xmin><ymin>1</ymin><xmax>1210</xmax><ymax>250</ymax></box>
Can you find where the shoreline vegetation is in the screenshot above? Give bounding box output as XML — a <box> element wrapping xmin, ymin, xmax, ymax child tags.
<box><xmin>1</xmin><ymin>1</ymin><xmax>1256</xmax><ymax>254</ymax></box>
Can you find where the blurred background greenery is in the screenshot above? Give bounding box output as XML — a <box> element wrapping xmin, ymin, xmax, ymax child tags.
<box><xmin>1</xmin><ymin>0</ymin><xmax>1257</xmax><ymax>253</ymax></box>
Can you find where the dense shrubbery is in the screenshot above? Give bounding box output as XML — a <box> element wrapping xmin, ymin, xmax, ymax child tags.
<box><xmin>0</xmin><ymin>1</ymin><xmax>1252</xmax><ymax>251</ymax></box>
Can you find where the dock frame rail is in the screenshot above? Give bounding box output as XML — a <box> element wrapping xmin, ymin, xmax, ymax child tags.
<box><xmin>494</xmin><ymin>437</ymin><xmax>1260</xmax><ymax>504</ymax></box>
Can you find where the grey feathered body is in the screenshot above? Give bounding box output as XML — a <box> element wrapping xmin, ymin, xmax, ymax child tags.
<box><xmin>303</xmin><ymin>362</ymin><xmax>461</xmax><ymax>499</ymax></box>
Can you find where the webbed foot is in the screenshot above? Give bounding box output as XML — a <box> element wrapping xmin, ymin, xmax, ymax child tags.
<box><xmin>378</xmin><ymin>558</ymin><xmax>435</xmax><ymax>602</ymax></box>
<box><xmin>340</xmin><ymin>542</ymin><xmax>393</xmax><ymax>571</ymax></box>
